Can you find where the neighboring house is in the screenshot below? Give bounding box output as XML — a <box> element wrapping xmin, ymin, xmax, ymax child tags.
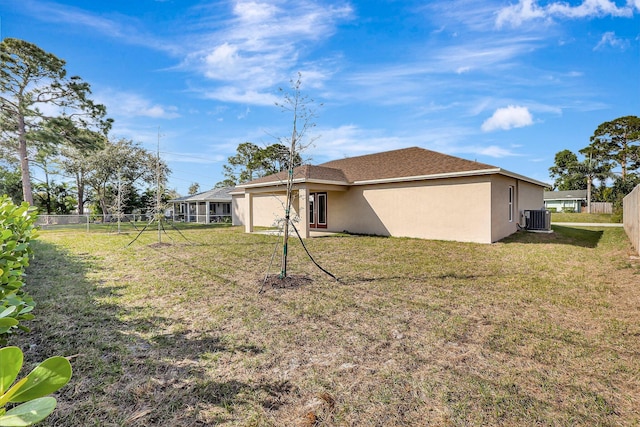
<box><xmin>543</xmin><ymin>190</ymin><xmax>587</xmax><ymax>213</ymax></box>
<box><xmin>169</xmin><ymin>187</ymin><xmax>233</xmax><ymax>223</ymax></box>
<box><xmin>231</xmin><ymin>147</ymin><xmax>548</xmax><ymax>244</ymax></box>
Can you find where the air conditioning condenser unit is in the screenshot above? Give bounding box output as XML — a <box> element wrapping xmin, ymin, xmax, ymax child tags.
<box><xmin>524</xmin><ymin>210</ymin><xmax>551</xmax><ymax>231</ymax></box>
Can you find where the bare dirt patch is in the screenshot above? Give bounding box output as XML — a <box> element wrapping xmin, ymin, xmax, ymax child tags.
<box><xmin>260</xmin><ymin>274</ymin><xmax>313</xmax><ymax>290</ymax></box>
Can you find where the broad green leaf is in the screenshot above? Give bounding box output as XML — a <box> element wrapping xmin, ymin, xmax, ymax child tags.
<box><xmin>0</xmin><ymin>319</ymin><xmax>18</xmax><ymax>328</ymax></box>
<box><xmin>0</xmin><ymin>397</ymin><xmax>56</xmax><ymax>426</ymax></box>
<box><xmin>0</xmin><ymin>378</ymin><xmax>28</xmax><ymax>407</ymax></box>
<box><xmin>0</xmin><ymin>347</ymin><xmax>22</xmax><ymax>395</ymax></box>
<box><xmin>13</xmin><ymin>244</ymin><xmax>27</xmax><ymax>252</ymax></box>
<box><xmin>9</xmin><ymin>357</ymin><xmax>71</xmax><ymax>402</ymax></box>
<box><xmin>0</xmin><ymin>308</ymin><xmax>15</xmax><ymax>319</ymax></box>
<box><xmin>16</xmin><ymin>307</ymin><xmax>32</xmax><ymax>315</ymax></box>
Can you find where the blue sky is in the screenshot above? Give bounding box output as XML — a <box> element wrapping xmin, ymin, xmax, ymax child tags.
<box><xmin>2</xmin><ymin>0</ymin><xmax>639</xmax><ymax>195</ymax></box>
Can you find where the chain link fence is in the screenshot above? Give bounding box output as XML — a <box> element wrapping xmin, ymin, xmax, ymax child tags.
<box><xmin>35</xmin><ymin>214</ymin><xmax>231</xmax><ymax>232</ymax></box>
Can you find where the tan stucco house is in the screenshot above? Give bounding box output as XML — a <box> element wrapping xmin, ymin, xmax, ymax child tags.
<box><xmin>231</xmin><ymin>147</ymin><xmax>548</xmax><ymax>244</ymax></box>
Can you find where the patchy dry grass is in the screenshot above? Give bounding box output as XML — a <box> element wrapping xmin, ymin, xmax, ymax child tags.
<box><xmin>11</xmin><ymin>225</ymin><xmax>640</xmax><ymax>426</ymax></box>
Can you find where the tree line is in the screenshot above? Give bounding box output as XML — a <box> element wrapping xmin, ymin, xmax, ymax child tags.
<box><xmin>549</xmin><ymin>115</ymin><xmax>640</xmax><ymax>214</ymax></box>
<box><xmin>0</xmin><ymin>38</ymin><xmax>170</xmax><ymax>218</ymax></box>
<box><xmin>1</xmin><ymin>38</ymin><xmax>305</xmax><ymax>217</ymax></box>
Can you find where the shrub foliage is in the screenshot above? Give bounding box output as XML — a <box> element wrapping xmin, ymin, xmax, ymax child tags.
<box><xmin>0</xmin><ymin>196</ymin><xmax>38</xmax><ymax>344</ymax></box>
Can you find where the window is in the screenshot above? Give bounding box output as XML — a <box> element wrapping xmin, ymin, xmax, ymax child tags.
<box><xmin>508</xmin><ymin>186</ymin><xmax>514</xmax><ymax>222</ymax></box>
<box><xmin>317</xmin><ymin>193</ymin><xmax>327</xmax><ymax>225</ymax></box>
<box><xmin>309</xmin><ymin>194</ymin><xmax>315</xmax><ymax>223</ymax></box>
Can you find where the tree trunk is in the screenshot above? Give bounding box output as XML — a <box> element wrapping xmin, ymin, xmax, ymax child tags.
<box><xmin>43</xmin><ymin>170</ymin><xmax>52</xmax><ymax>214</ymax></box>
<box><xmin>17</xmin><ymin>116</ymin><xmax>33</xmax><ymax>204</ymax></box>
<box><xmin>587</xmin><ymin>175</ymin><xmax>592</xmax><ymax>214</ymax></box>
<box><xmin>280</xmin><ymin>122</ymin><xmax>297</xmax><ymax>278</ymax></box>
<box><xmin>100</xmin><ymin>184</ymin><xmax>109</xmax><ymax>221</ymax></box>
<box><xmin>76</xmin><ymin>171</ymin><xmax>84</xmax><ymax>215</ymax></box>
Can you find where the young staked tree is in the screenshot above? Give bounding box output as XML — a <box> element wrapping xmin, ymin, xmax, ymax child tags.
<box><xmin>276</xmin><ymin>74</ymin><xmax>319</xmax><ymax>278</ymax></box>
<box><xmin>84</xmin><ymin>139</ymin><xmax>169</xmax><ymax>221</ymax></box>
<box><xmin>0</xmin><ymin>38</ymin><xmax>109</xmax><ymax>204</ymax></box>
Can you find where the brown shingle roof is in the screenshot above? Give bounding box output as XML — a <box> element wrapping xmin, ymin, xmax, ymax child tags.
<box><xmin>238</xmin><ymin>147</ymin><xmax>498</xmax><ymax>187</ymax></box>
<box><xmin>240</xmin><ymin>165</ymin><xmax>347</xmax><ymax>186</ymax></box>
<box><xmin>318</xmin><ymin>147</ymin><xmax>496</xmax><ymax>182</ymax></box>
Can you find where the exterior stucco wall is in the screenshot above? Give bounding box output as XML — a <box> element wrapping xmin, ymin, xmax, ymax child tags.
<box><xmin>232</xmin><ymin>194</ymin><xmax>245</xmax><ymax>226</ymax></box>
<box><xmin>248</xmin><ymin>191</ymin><xmax>305</xmax><ymax>228</ymax></box>
<box><xmin>234</xmin><ymin>174</ymin><xmax>545</xmax><ymax>244</ymax></box>
<box><xmin>623</xmin><ymin>184</ymin><xmax>640</xmax><ymax>256</ymax></box>
<box><xmin>490</xmin><ymin>176</ymin><xmax>544</xmax><ymax>242</ymax></box>
<box><xmin>517</xmin><ymin>180</ymin><xmax>545</xmax><ymax>213</ymax></box>
<box><xmin>326</xmin><ymin>177</ymin><xmax>493</xmax><ymax>243</ymax></box>
<box><xmin>251</xmin><ymin>193</ymin><xmax>288</xmax><ymax>227</ymax></box>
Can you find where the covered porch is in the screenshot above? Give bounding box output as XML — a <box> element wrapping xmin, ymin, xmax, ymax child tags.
<box><xmin>240</xmin><ymin>182</ymin><xmax>347</xmax><ymax>238</ymax></box>
<box><xmin>168</xmin><ymin>187</ymin><xmax>233</xmax><ymax>224</ymax></box>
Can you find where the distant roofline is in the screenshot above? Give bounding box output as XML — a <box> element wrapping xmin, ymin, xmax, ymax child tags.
<box><xmin>543</xmin><ymin>189</ymin><xmax>588</xmax><ymax>200</ymax></box>
<box><xmin>168</xmin><ymin>186</ymin><xmax>233</xmax><ymax>202</ymax></box>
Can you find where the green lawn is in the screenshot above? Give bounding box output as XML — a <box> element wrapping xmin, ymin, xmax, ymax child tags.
<box><xmin>551</xmin><ymin>212</ymin><xmax>617</xmax><ymax>223</ymax></box>
<box><xmin>11</xmin><ymin>225</ymin><xmax>640</xmax><ymax>426</ymax></box>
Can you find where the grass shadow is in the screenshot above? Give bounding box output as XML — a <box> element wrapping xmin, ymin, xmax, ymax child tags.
<box><xmin>14</xmin><ymin>240</ymin><xmax>288</xmax><ymax>426</ymax></box>
<box><xmin>500</xmin><ymin>225</ymin><xmax>604</xmax><ymax>248</ymax></box>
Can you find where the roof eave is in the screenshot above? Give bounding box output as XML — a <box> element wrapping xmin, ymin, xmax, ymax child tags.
<box><xmin>496</xmin><ymin>169</ymin><xmax>550</xmax><ymax>188</ymax></box>
<box><xmin>352</xmin><ymin>168</ymin><xmax>502</xmax><ymax>185</ymax></box>
<box><xmin>238</xmin><ymin>178</ymin><xmax>349</xmax><ymax>189</ymax></box>
<box><xmin>236</xmin><ymin>168</ymin><xmax>549</xmax><ymax>189</ymax></box>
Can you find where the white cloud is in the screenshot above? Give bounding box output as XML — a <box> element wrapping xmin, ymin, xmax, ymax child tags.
<box><xmin>95</xmin><ymin>90</ymin><xmax>180</xmax><ymax>120</ymax></box>
<box><xmin>202</xmin><ymin>87</ymin><xmax>278</xmax><ymax>106</ymax></box>
<box><xmin>594</xmin><ymin>31</ymin><xmax>630</xmax><ymax>50</ymax></box>
<box><xmin>478</xmin><ymin>145</ymin><xmax>519</xmax><ymax>157</ymax></box>
<box><xmin>496</xmin><ymin>0</ymin><xmax>547</xmax><ymax>28</ymax></box>
<box><xmin>481</xmin><ymin>105</ymin><xmax>533</xmax><ymax>132</ymax></box>
<box><xmin>496</xmin><ymin>0</ymin><xmax>637</xmax><ymax>27</ymax></box>
<box><xmin>233</xmin><ymin>1</ymin><xmax>278</xmax><ymax>23</ymax></box>
<box><xmin>547</xmin><ymin>0</ymin><xmax>634</xmax><ymax>18</ymax></box>
<box><xmin>182</xmin><ymin>0</ymin><xmax>353</xmax><ymax>103</ymax></box>
<box><xmin>161</xmin><ymin>152</ymin><xmax>226</xmax><ymax>164</ymax></box>
<box><xmin>448</xmin><ymin>144</ymin><xmax>522</xmax><ymax>158</ymax></box>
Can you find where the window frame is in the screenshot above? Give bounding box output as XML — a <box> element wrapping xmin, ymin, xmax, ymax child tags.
<box><xmin>508</xmin><ymin>185</ymin><xmax>514</xmax><ymax>222</ymax></box>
